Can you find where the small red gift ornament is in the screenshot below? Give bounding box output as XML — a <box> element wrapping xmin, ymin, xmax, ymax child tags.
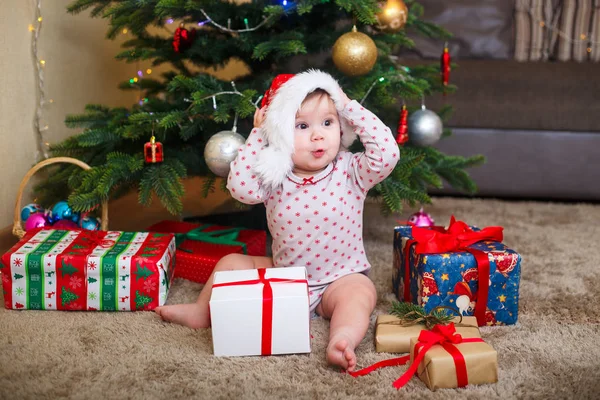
<box><xmin>144</xmin><ymin>136</ymin><xmax>163</xmax><ymax>163</ymax></box>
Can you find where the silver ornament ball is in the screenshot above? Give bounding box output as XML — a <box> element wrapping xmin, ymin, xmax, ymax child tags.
<box><xmin>204</xmin><ymin>130</ymin><xmax>245</xmax><ymax>177</ymax></box>
<box><xmin>408</xmin><ymin>108</ymin><xmax>443</xmax><ymax>146</ymax></box>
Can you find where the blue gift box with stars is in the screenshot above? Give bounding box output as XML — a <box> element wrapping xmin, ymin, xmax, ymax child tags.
<box><xmin>392</xmin><ymin>225</ymin><xmax>522</xmax><ymax>326</ymax></box>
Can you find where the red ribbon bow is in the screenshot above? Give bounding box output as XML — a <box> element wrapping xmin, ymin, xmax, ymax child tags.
<box><xmin>403</xmin><ymin>216</ymin><xmax>503</xmax><ymax>326</ymax></box>
<box><xmin>212</xmin><ymin>269</ymin><xmax>307</xmax><ymax>355</ymax></box>
<box><xmin>347</xmin><ymin>323</ymin><xmax>484</xmax><ymax>389</ymax></box>
<box><xmin>392</xmin><ymin>322</ymin><xmax>483</xmax><ymax>389</ymax></box>
<box><xmin>76</xmin><ymin>231</ymin><xmax>116</xmax><ymax>249</ymax></box>
<box><xmin>302</xmin><ymin>177</ymin><xmax>315</xmax><ymax>185</ymax></box>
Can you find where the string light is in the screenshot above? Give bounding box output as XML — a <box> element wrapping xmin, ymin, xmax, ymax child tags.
<box><xmin>525</xmin><ymin>9</ymin><xmax>600</xmax><ymax>55</ymax></box>
<box><xmin>31</xmin><ymin>0</ymin><xmax>49</xmax><ymax>159</ymax></box>
<box><xmin>135</xmin><ymin>61</ymin><xmax>143</xmax><ymax>106</ymax></box>
<box><xmin>198</xmin><ymin>74</ymin><xmax>389</xmax><ymax>118</ymax></box>
<box><xmin>232</xmin><ymin>112</ymin><xmax>239</xmax><ymax>133</ymax></box>
<box><xmin>532</xmin><ymin>19</ymin><xmax>600</xmax><ymax>45</ymax></box>
<box><xmin>188</xmin><ymin>74</ymin><xmax>397</xmax><ymax>130</ymax></box>
<box><xmin>191</xmin><ymin>81</ymin><xmax>261</xmax><ymax>115</ymax></box>
<box><xmin>163</xmin><ymin>7</ymin><xmax>280</xmax><ymax>42</ymax></box>
<box><xmin>146</xmin><ymin>69</ymin><xmax>152</xmax><ymax>74</ymax></box>
<box><xmin>196</xmin><ymin>8</ymin><xmax>277</xmax><ymax>34</ymax></box>
<box><xmin>360</xmin><ymin>77</ymin><xmax>385</xmax><ymax>105</ymax></box>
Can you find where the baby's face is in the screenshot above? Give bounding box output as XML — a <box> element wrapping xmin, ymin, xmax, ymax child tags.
<box><xmin>291</xmin><ymin>92</ymin><xmax>341</xmax><ymax>178</ymax></box>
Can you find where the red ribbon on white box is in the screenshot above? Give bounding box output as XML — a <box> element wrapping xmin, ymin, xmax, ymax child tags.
<box><xmin>212</xmin><ymin>268</ymin><xmax>307</xmax><ymax>355</ymax></box>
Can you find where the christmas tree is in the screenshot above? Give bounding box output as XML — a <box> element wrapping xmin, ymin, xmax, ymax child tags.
<box><xmin>41</xmin><ymin>0</ymin><xmax>484</xmax><ymax>215</ymax></box>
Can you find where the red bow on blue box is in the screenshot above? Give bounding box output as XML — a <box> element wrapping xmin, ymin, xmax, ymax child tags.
<box><xmin>394</xmin><ymin>217</ymin><xmax>520</xmax><ymax>326</ymax></box>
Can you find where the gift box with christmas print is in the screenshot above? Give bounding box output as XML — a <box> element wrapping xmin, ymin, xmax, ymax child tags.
<box><xmin>392</xmin><ymin>217</ymin><xmax>522</xmax><ymax>326</ymax></box>
<box><xmin>0</xmin><ymin>229</ymin><xmax>175</xmax><ymax>311</ymax></box>
<box><xmin>209</xmin><ymin>266</ymin><xmax>311</xmax><ymax>357</ymax></box>
<box><xmin>146</xmin><ymin>221</ymin><xmax>267</xmax><ymax>284</ymax></box>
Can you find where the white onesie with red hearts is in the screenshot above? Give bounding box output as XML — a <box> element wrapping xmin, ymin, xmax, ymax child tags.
<box><xmin>227</xmin><ymin>100</ymin><xmax>399</xmax><ymax>311</ymax></box>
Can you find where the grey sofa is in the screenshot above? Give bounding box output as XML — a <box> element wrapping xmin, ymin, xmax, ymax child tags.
<box><xmin>428</xmin><ymin>59</ymin><xmax>600</xmax><ymax>201</ymax></box>
<box><xmin>402</xmin><ymin>1</ymin><xmax>600</xmax><ymax>201</ymax></box>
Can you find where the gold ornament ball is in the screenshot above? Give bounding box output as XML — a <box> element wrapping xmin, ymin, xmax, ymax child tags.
<box><xmin>332</xmin><ymin>27</ymin><xmax>378</xmax><ymax>76</ymax></box>
<box><xmin>376</xmin><ymin>0</ymin><xmax>408</xmax><ymax>33</ymax></box>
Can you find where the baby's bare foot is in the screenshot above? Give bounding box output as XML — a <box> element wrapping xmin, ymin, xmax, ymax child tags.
<box><xmin>326</xmin><ymin>332</ymin><xmax>357</xmax><ymax>371</ymax></box>
<box><xmin>155</xmin><ymin>303</ymin><xmax>210</xmax><ymax>329</ymax></box>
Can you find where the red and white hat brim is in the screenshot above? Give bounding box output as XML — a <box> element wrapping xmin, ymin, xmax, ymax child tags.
<box><xmin>253</xmin><ymin>69</ymin><xmax>356</xmax><ymax>189</ymax></box>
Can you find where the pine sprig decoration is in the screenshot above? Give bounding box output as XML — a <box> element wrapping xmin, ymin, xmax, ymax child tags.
<box><xmin>390</xmin><ymin>301</ymin><xmax>455</xmax><ymax>329</ymax></box>
<box><xmin>390</xmin><ymin>301</ymin><xmax>429</xmax><ymax>318</ymax></box>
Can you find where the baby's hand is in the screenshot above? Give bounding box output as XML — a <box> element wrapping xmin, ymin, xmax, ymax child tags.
<box><xmin>339</xmin><ymin>88</ymin><xmax>352</xmax><ymax>108</ymax></box>
<box><xmin>253</xmin><ymin>107</ymin><xmax>266</xmax><ymax>128</ymax></box>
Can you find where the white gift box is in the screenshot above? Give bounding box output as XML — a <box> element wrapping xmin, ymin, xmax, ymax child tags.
<box><xmin>209</xmin><ymin>266</ymin><xmax>311</xmax><ymax>357</ymax></box>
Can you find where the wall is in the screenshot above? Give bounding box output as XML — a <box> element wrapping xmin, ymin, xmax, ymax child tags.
<box><xmin>0</xmin><ymin>0</ymin><xmax>251</xmax><ymax>232</ymax></box>
<box><xmin>0</xmin><ymin>0</ymin><xmax>136</xmax><ymax>229</ymax></box>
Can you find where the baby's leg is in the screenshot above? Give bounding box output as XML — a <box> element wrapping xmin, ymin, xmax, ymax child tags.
<box><xmin>155</xmin><ymin>254</ymin><xmax>273</xmax><ymax>328</ymax></box>
<box><xmin>316</xmin><ymin>273</ymin><xmax>377</xmax><ymax>372</ymax></box>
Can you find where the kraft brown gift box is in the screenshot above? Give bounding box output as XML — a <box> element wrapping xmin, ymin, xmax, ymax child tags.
<box><xmin>375</xmin><ymin>315</ymin><xmax>480</xmax><ymax>353</ymax></box>
<box><xmin>408</xmin><ymin>332</ymin><xmax>498</xmax><ymax>391</ymax></box>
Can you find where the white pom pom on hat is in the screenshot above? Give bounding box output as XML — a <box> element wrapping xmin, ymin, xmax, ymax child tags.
<box><xmin>253</xmin><ymin>69</ymin><xmax>356</xmax><ymax>189</ymax></box>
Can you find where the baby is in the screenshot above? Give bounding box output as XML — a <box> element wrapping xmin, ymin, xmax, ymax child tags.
<box><xmin>156</xmin><ymin>70</ymin><xmax>399</xmax><ymax>372</ymax></box>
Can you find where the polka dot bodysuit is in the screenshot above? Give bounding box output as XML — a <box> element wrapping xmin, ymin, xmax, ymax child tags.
<box><xmin>227</xmin><ymin>100</ymin><xmax>399</xmax><ymax>308</ymax></box>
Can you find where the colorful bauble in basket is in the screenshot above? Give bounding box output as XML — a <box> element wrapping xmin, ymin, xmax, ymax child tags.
<box><xmin>13</xmin><ymin>157</ymin><xmax>108</xmax><ymax>239</ymax></box>
<box><xmin>20</xmin><ymin>200</ymin><xmax>102</xmax><ymax>232</ymax></box>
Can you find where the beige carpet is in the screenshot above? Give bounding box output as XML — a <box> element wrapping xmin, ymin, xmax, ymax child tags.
<box><xmin>1</xmin><ymin>197</ymin><xmax>600</xmax><ymax>400</ymax></box>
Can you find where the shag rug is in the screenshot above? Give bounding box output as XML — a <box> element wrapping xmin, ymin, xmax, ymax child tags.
<box><xmin>1</xmin><ymin>197</ymin><xmax>599</xmax><ymax>400</ymax></box>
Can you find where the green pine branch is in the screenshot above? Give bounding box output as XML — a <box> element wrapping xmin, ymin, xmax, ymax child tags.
<box><xmin>41</xmin><ymin>0</ymin><xmax>485</xmax><ymax>216</ymax></box>
<box><xmin>201</xmin><ymin>175</ymin><xmax>216</xmax><ymax>198</ymax></box>
<box><xmin>389</xmin><ymin>301</ymin><xmax>454</xmax><ymax>326</ymax></box>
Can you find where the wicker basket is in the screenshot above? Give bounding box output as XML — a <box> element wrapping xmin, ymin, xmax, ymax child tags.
<box><xmin>12</xmin><ymin>157</ymin><xmax>109</xmax><ymax>238</ymax></box>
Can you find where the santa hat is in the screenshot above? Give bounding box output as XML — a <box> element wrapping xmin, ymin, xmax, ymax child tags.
<box><xmin>253</xmin><ymin>69</ymin><xmax>356</xmax><ymax>189</ymax></box>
